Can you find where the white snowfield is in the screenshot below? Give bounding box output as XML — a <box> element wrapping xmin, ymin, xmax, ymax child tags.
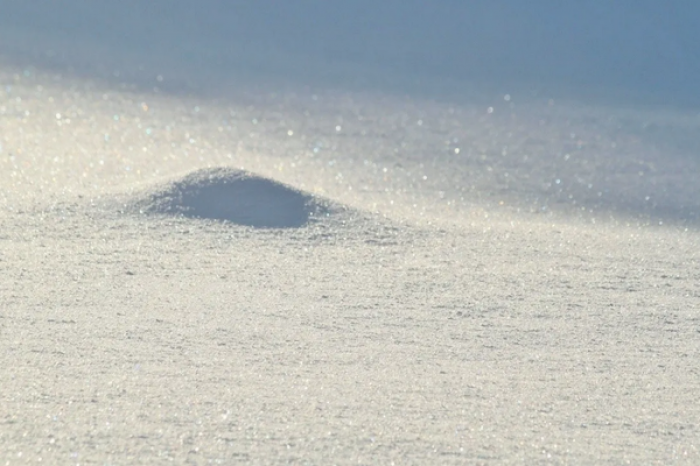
<box><xmin>1</xmin><ymin>4</ymin><xmax>699</xmax><ymax>464</ymax></box>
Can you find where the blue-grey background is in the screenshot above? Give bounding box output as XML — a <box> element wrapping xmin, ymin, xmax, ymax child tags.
<box><xmin>1</xmin><ymin>1</ymin><xmax>698</xmax><ymax>106</ymax></box>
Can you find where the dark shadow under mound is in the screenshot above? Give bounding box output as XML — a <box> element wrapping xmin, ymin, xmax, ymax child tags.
<box><xmin>134</xmin><ymin>168</ymin><xmax>333</xmax><ymax>228</ymax></box>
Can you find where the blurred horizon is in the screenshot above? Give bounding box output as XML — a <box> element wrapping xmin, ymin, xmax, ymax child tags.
<box><xmin>1</xmin><ymin>1</ymin><xmax>698</xmax><ymax>107</ymax></box>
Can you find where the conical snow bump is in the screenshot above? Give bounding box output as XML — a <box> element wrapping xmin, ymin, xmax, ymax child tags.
<box><xmin>134</xmin><ymin>167</ymin><xmax>332</xmax><ymax>228</ymax></box>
